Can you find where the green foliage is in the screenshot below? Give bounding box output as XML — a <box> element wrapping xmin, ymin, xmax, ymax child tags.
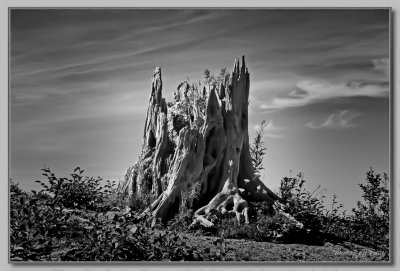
<box><xmin>56</xmin><ymin>218</ymin><xmax>203</xmax><ymax>261</ymax></box>
<box><xmin>127</xmin><ymin>193</ymin><xmax>155</xmax><ymax>213</ymax></box>
<box><xmin>206</xmin><ymin>201</ymin><xmax>303</xmax><ymax>244</ymax></box>
<box><xmin>279</xmin><ymin>173</ymin><xmax>350</xmax><ymax>245</ymax></box>
<box><xmin>170</xmin><ymin>81</ymin><xmax>207</xmax><ymax>131</ymax></box>
<box><xmin>250</xmin><ymin>120</ymin><xmax>267</xmax><ymax>177</ymax></box>
<box><xmin>10</xmin><ymin>180</ymin><xmax>72</xmax><ymax>261</ymax></box>
<box><xmin>255</xmin><ymin>213</ymin><xmax>304</xmax><ymax>242</ymax></box>
<box><xmin>167</xmin><ymin>209</ymin><xmax>194</xmax><ymax>233</ymax></box>
<box><xmin>213</xmin><ymin>211</ymin><xmax>302</xmax><ymax>244</ymax></box>
<box><xmin>36</xmin><ymin>167</ymin><xmax>116</xmax><ymax>212</ymax></box>
<box><xmin>9</xmin><ymin>168</ymin><xmax>208</xmax><ymax>262</ymax></box>
<box><xmin>277</xmin><ymin>169</ymin><xmax>390</xmax><ymax>259</ymax></box>
<box><xmin>167</xmin><ymin>182</ymin><xmax>200</xmax><ymax>232</ymax></box>
<box><xmin>279</xmin><ymin>173</ymin><xmax>326</xmax><ymax>233</ymax></box>
<box><xmin>10</xmin><ymin>166</ymin><xmax>390</xmax><ymax>261</ymax></box>
<box><xmin>356</xmin><ymin>168</ymin><xmax>389</xmax><ymax>218</ymax></box>
<box><xmin>350</xmin><ymin>168</ymin><xmax>389</xmax><ymax>252</ymax></box>
<box><xmin>203</xmin><ymin>68</ymin><xmax>230</xmax><ymax>89</ymax></box>
<box><xmin>170</xmin><ymin>68</ymin><xmax>230</xmax><ymax>133</ymax></box>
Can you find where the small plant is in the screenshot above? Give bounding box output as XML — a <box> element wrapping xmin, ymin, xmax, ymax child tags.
<box><xmin>10</xmin><ymin>168</ymin><xmax>207</xmax><ymax>262</ymax></box>
<box><xmin>250</xmin><ymin>120</ymin><xmax>267</xmax><ymax>177</ymax></box>
<box><xmin>276</xmin><ymin>169</ymin><xmax>390</xmax><ymax>257</ymax></box>
<box><xmin>36</xmin><ymin>166</ymin><xmax>115</xmax><ymax>212</ymax></box>
<box><xmin>203</xmin><ymin>68</ymin><xmax>230</xmax><ymax>89</ymax></box>
<box><xmin>212</xmin><ymin>229</ymin><xmax>228</xmax><ymax>261</ymax></box>
<box><xmin>10</xmin><ymin>165</ymin><xmax>390</xmax><ymax>262</ymax></box>
<box><xmin>350</xmin><ymin>168</ymin><xmax>389</xmax><ymax>254</ymax></box>
<box><xmin>167</xmin><ymin>182</ymin><xmax>200</xmax><ymax>232</ymax></box>
<box><xmin>169</xmin><ymin>68</ymin><xmax>230</xmax><ymax>133</ymax></box>
<box><xmin>128</xmin><ymin>193</ymin><xmax>156</xmax><ymax>213</ymax></box>
<box><xmin>10</xmin><ymin>181</ymin><xmax>68</xmax><ymax>261</ymax></box>
<box><xmin>277</xmin><ymin>173</ymin><xmax>345</xmax><ymax>245</ymax></box>
<box><xmin>279</xmin><ymin>173</ymin><xmax>326</xmax><ymax>232</ymax></box>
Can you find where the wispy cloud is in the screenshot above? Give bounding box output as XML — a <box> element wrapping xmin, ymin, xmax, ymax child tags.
<box><xmin>306</xmin><ymin>110</ymin><xmax>362</xmax><ymax>129</ymax></box>
<box><xmin>372</xmin><ymin>57</ymin><xmax>389</xmax><ymax>76</ymax></box>
<box><xmin>10</xmin><ymin>9</ymin><xmax>390</xmax><ymax>202</ymax></box>
<box><xmin>261</xmin><ymin>79</ymin><xmax>389</xmax><ymax>110</ymax></box>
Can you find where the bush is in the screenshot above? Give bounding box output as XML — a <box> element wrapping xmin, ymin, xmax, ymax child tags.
<box><xmin>168</xmin><ymin>68</ymin><xmax>230</xmax><ymax>133</ymax></box>
<box><xmin>279</xmin><ymin>173</ymin><xmax>326</xmax><ymax>234</ymax></box>
<box><xmin>57</xmin><ymin>216</ymin><xmax>203</xmax><ymax>261</ymax></box>
<box><xmin>10</xmin><ymin>168</ymin><xmax>207</xmax><ymax>261</ymax></box>
<box><xmin>127</xmin><ymin>193</ymin><xmax>156</xmax><ymax>213</ymax></box>
<box><xmin>10</xmin><ymin>181</ymin><xmax>70</xmax><ymax>261</ymax></box>
<box><xmin>278</xmin><ymin>173</ymin><xmax>350</xmax><ymax>245</ymax></box>
<box><xmin>277</xmin><ymin>169</ymin><xmax>390</xmax><ymax>256</ymax></box>
<box><xmin>167</xmin><ymin>209</ymin><xmax>194</xmax><ymax>232</ymax></box>
<box><xmin>349</xmin><ymin>168</ymin><xmax>389</xmax><ymax>253</ymax></box>
<box><xmin>206</xmin><ymin>200</ymin><xmax>303</xmax><ymax>244</ymax></box>
<box><xmin>10</xmin><ymin>166</ymin><xmax>390</xmax><ymax>261</ymax></box>
<box><xmin>36</xmin><ymin>167</ymin><xmax>116</xmax><ymax>212</ymax></box>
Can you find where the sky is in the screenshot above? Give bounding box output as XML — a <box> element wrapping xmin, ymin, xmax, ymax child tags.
<box><xmin>10</xmin><ymin>9</ymin><xmax>390</xmax><ymax>211</ymax></box>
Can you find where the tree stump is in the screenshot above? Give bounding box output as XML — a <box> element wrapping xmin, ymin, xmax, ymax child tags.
<box><xmin>119</xmin><ymin>56</ymin><xmax>286</xmax><ymax>227</ymax></box>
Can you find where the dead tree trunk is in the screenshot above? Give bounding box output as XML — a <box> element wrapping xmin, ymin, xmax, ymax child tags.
<box><xmin>119</xmin><ymin>56</ymin><xmax>285</xmax><ymax>227</ymax></box>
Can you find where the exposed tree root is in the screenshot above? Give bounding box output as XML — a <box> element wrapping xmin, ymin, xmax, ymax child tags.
<box><xmin>120</xmin><ymin>56</ymin><xmax>300</xmax><ymax>228</ymax></box>
<box><xmin>190</xmin><ymin>179</ymin><xmax>249</xmax><ymax>227</ymax></box>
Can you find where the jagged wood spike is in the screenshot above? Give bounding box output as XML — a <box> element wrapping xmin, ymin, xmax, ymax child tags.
<box><xmin>119</xmin><ymin>56</ymin><xmax>296</xmax><ymax>228</ymax></box>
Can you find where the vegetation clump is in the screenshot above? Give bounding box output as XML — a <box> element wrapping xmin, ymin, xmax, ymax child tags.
<box><xmin>10</xmin><ymin>168</ymin><xmax>211</xmax><ymax>261</ymax></box>
<box><xmin>10</xmin><ymin>165</ymin><xmax>390</xmax><ymax>262</ymax></box>
<box><xmin>9</xmin><ymin>67</ymin><xmax>390</xmax><ymax>262</ymax></box>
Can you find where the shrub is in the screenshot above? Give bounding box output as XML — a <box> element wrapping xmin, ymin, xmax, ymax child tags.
<box><xmin>277</xmin><ymin>169</ymin><xmax>390</xmax><ymax>256</ymax></box>
<box><xmin>58</xmin><ymin>216</ymin><xmax>203</xmax><ymax>261</ymax></box>
<box><xmin>212</xmin><ymin>211</ymin><xmax>303</xmax><ymax>244</ymax></box>
<box><xmin>167</xmin><ymin>209</ymin><xmax>194</xmax><ymax>232</ymax></box>
<box><xmin>127</xmin><ymin>193</ymin><xmax>156</xmax><ymax>213</ymax></box>
<box><xmin>36</xmin><ymin>167</ymin><xmax>115</xmax><ymax>212</ymax></box>
<box><xmin>10</xmin><ymin>168</ymin><xmax>208</xmax><ymax>261</ymax></box>
<box><xmin>169</xmin><ymin>68</ymin><xmax>230</xmax><ymax>133</ymax></box>
<box><xmin>203</xmin><ymin>68</ymin><xmax>230</xmax><ymax>89</ymax></box>
<box><xmin>250</xmin><ymin>120</ymin><xmax>268</xmax><ymax>177</ymax></box>
<box><xmin>279</xmin><ymin>173</ymin><xmax>326</xmax><ymax>233</ymax></box>
<box><xmin>278</xmin><ymin>173</ymin><xmax>348</xmax><ymax>245</ymax></box>
<box><xmin>350</xmin><ymin>168</ymin><xmax>389</xmax><ymax>253</ymax></box>
<box><xmin>10</xmin><ymin>181</ymin><xmax>69</xmax><ymax>261</ymax></box>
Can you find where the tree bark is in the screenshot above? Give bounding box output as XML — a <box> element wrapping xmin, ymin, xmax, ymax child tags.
<box><xmin>119</xmin><ymin>56</ymin><xmax>285</xmax><ymax>226</ymax></box>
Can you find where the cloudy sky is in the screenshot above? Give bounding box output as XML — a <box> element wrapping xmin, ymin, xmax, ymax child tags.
<box><xmin>10</xmin><ymin>9</ymin><xmax>390</xmax><ymax>211</ymax></box>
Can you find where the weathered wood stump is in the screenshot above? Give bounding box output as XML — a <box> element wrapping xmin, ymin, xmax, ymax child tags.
<box><xmin>119</xmin><ymin>56</ymin><xmax>285</xmax><ymax>227</ymax></box>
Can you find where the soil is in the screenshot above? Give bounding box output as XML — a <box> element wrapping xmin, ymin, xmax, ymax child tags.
<box><xmin>179</xmin><ymin>232</ymin><xmax>387</xmax><ymax>262</ymax></box>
